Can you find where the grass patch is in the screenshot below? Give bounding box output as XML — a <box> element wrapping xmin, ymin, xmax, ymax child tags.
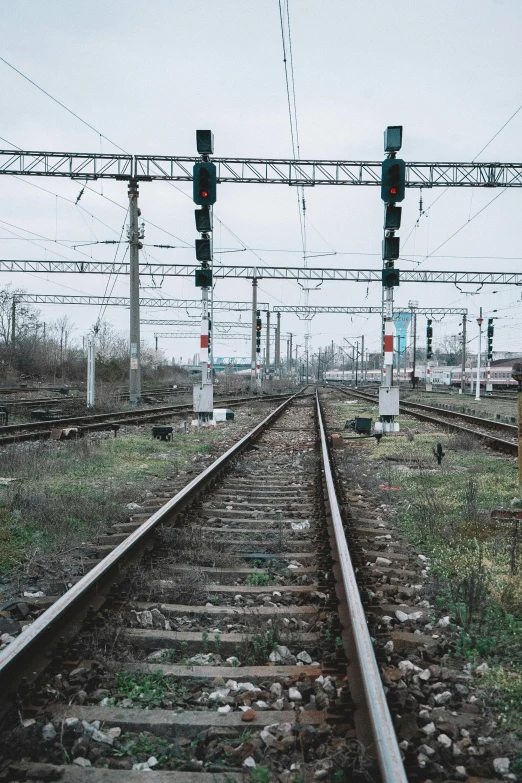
<box><xmin>116</xmin><ymin>670</ymin><xmax>189</xmax><ymax>704</ymax></box>
<box><xmin>0</xmin><ymin>423</ymin><xmax>236</xmax><ymax>584</ymax></box>
<box><xmin>481</xmin><ymin>667</ymin><xmax>522</xmax><ymax>734</ymax></box>
<box><xmin>326</xmin><ymin>393</ymin><xmax>522</xmax><ymax>664</ymax></box>
<box><xmin>245</xmin><ymin>569</ymin><xmax>273</xmax><ymax>586</ymax></box>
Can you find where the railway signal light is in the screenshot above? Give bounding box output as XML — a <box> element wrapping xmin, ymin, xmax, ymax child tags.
<box><xmin>381</xmin><ymin>158</ymin><xmax>406</xmax><ymax>203</ymax></box>
<box><xmin>256</xmin><ymin>311</ymin><xmax>262</xmax><ymax>352</ymax></box>
<box><xmin>487</xmin><ymin>318</ymin><xmax>494</xmax><ymax>361</ymax></box>
<box><xmin>195</xmin><ymin>238</ymin><xmax>211</xmax><ymax>262</ymax></box>
<box><xmin>195</xmin><ymin>207</ymin><xmax>212</xmax><ymax>233</ymax></box>
<box><xmin>426</xmin><ymin>319</ymin><xmax>433</xmax><ymax>359</ymax></box>
<box><xmin>383</xmin><ymin>236</ymin><xmax>400</xmax><ymax>261</ymax></box>
<box><xmin>384</xmin><ymin>125</ymin><xmax>403</xmax><ymax>153</ymax></box>
<box><xmin>195</xmin><ymin>267</ymin><xmax>212</xmax><ymax>288</ymax></box>
<box><xmin>384</xmin><ymin>205</ymin><xmax>402</xmax><ymax>230</ymax></box>
<box><xmin>193</xmin><ymin>161</ymin><xmax>217</xmax><ymax>206</ymax></box>
<box><xmin>196</xmin><ymin>129</ymin><xmax>214</xmax><ymax>156</ymax></box>
<box><xmin>382</xmin><ymin>267</ymin><xmax>400</xmax><ymax>287</ymax></box>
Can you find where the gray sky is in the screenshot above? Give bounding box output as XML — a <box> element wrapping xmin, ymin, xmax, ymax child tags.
<box><xmin>1</xmin><ymin>0</ymin><xmax>521</xmax><ymax>361</ymax></box>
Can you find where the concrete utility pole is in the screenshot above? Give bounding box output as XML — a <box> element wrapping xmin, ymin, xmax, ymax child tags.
<box><xmin>275</xmin><ymin>312</ymin><xmax>281</xmax><ymax>381</ymax></box>
<box><xmin>251</xmin><ymin>278</ymin><xmax>257</xmax><ymax>392</ymax></box>
<box><xmin>86</xmin><ymin>339</ymin><xmax>95</xmax><ymax>408</ymax></box>
<box><xmin>475</xmin><ymin>308</ymin><xmax>483</xmax><ymax>401</ymax></box>
<box><xmin>461</xmin><ymin>315</ymin><xmax>467</xmax><ymax>395</ymax></box>
<box><xmin>128</xmin><ymin>179</ymin><xmax>141</xmax><ymax>406</ymax></box>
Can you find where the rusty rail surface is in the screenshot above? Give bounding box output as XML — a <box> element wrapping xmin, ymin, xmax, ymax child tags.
<box><xmin>316</xmin><ymin>391</ymin><xmax>408</xmax><ymax>783</ymax></box>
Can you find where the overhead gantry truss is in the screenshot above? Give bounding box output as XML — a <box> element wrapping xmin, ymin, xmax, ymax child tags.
<box><xmin>143</xmin><ymin>319</ymin><xmax>277</xmax><ymax>328</ymax></box>
<box><xmin>0</xmin><ymin>149</ymin><xmax>521</xmax><ymax>187</ymax></box>
<box><xmin>2</xmin><ymin>261</ymin><xmax>521</xmax><ymax>285</ymax></box>
<box><xmin>272</xmin><ymin>305</ymin><xmax>468</xmax><ymax>315</ymax></box>
<box><xmin>154</xmin><ymin>332</ymin><xmax>250</xmax><ymax>340</ymax></box>
<box><xmin>145</xmin><ymin>320</ymin><xmax>252</xmax><ymax>329</ymax></box>
<box><xmin>14</xmin><ymin>294</ymin><xmax>268</xmax><ymax>311</ymax></box>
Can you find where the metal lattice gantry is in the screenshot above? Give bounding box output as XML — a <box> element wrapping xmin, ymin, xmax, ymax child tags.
<box><xmin>154</xmin><ymin>332</ymin><xmax>251</xmax><ymax>340</ymax></box>
<box><xmin>271</xmin><ymin>305</ymin><xmax>468</xmax><ymax>315</ymax></box>
<box><xmin>3</xmin><ymin>261</ymin><xmax>522</xmax><ymax>285</ymax></box>
<box><xmin>14</xmin><ymin>294</ymin><xmax>269</xmax><ymax>311</ymax></box>
<box><xmin>146</xmin><ymin>320</ymin><xmax>252</xmax><ymax>329</ymax></box>
<box><xmin>1</xmin><ymin>149</ymin><xmax>522</xmax><ymax>187</ymax></box>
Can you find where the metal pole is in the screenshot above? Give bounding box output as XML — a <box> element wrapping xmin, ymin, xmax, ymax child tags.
<box><xmin>317</xmin><ymin>348</ymin><xmax>321</xmax><ymax>382</ymax></box>
<box><xmin>513</xmin><ymin>363</ymin><xmax>522</xmax><ymax>489</ymax></box>
<box><xmin>355</xmin><ymin>340</ymin><xmax>359</xmax><ymax>387</ymax></box>
<box><xmin>11</xmin><ymin>297</ymin><xmax>16</xmax><ymax>351</ymax></box>
<box><xmin>475</xmin><ymin>308</ymin><xmax>483</xmax><ymax>401</ymax></box>
<box><xmin>251</xmin><ymin>278</ymin><xmax>257</xmax><ymax>392</ymax></box>
<box><xmin>87</xmin><ymin>339</ymin><xmax>95</xmax><ymax>408</ymax></box>
<box><xmin>128</xmin><ymin>179</ymin><xmax>141</xmax><ymax>406</ymax></box>
<box><xmin>295</xmin><ymin>342</ymin><xmax>298</xmax><ymax>383</ymax></box>
<box><xmin>275</xmin><ymin>312</ymin><xmax>281</xmax><ymax>381</ymax></box>
<box><xmin>289</xmin><ymin>333</ymin><xmax>293</xmax><ymax>380</ymax></box>
<box><xmin>155</xmin><ymin>335</ymin><xmax>158</xmax><ymax>352</ymax></box>
<box><xmin>256</xmin><ymin>309</ymin><xmax>262</xmax><ymax>393</ymax></box>
<box><xmin>266</xmin><ymin>310</ymin><xmax>270</xmax><ymax>384</ymax></box>
<box><xmin>306</xmin><ymin>349</ymin><xmax>309</xmax><ymax>383</ymax></box>
<box><xmin>361</xmin><ymin>335</ymin><xmax>365</xmax><ymax>383</ymax></box>
<box><xmin>461</xmin><ymin>315</ymin><xmax>466</xmax><ymax>395</ymax></box>
<box><xmin>412</xmin><ymin>311</ymin><xmax>417</xmax><ymax>389</ymax></box>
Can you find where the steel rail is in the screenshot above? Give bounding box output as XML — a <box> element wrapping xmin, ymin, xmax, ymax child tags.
<box><xmin>337</xmin><ymin>387</ymin><xmax>516</xmax><ymax>436</ymax></box>
<box><xmin>0</xmin><ymin>392</ymin><xmax>294</xmax><ymax>445</ymax></box>
<box><xmin>0</xmin><ymin>393</ymin><xmax>299</xmax><ymax>699</ymax></box>
<box><xmin>334</xmin><ymin>387</ymin><xmax>517</xmax><ymax>455</ymax></box>
<box><xmin>398</xmin><ymin>399</ymin><xmax>517</xmax><ymax>435</ymax></box>
<box><xmin>316</xmin><ymin>391</ymin><xmax>407</xmax><ymax>783</ymax></box>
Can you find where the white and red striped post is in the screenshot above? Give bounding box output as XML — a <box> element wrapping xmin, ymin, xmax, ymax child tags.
<box><xmin>200</xmin><ymin>287</ymin><xmax>211</xmax><ymax>384</ymax></box>
<box><xmin>384</xmin><ymin>319</ymin><xmax>394</xmax><ymax>385</ymax></box>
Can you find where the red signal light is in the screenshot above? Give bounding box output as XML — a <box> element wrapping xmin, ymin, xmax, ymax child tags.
<box><xmin>201</xmin><ymin>190</ymin><xmax>208</xmax><ymax>198</ymax></box>
<box><xmin>390</xmin><ymin>187</ymin><xmax>397</xmax><ymax>195</ymax></box>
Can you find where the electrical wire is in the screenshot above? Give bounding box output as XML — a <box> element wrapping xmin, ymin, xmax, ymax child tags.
<box><xmin>418</xmin><ymin>188</ymin><xmax>507</xmax><ymax>263</ymax></box>
<box><xmin>402</xmin><ymin>99</ymin><xmax>522</xmax><ymax>254</ymax></box>
<box><xmin>0</xmin><ymin>56</ymin><xmax>127</xmax><ymax>153</ymax></box>
<box><xmin>97</xmin><ymin>209</ymin><xmax>129</xmax><ymax>325</ymax></box>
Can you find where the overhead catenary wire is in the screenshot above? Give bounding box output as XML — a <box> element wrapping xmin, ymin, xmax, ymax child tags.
<box><xmin>0</xmin><ymin>56</ymin><xmax>127</xmax><ymax>153</ymax></box>
<box><xmin>401</xmin><ymin>99</ymin><xmax>522</xmax><ymax>255</ymax></box>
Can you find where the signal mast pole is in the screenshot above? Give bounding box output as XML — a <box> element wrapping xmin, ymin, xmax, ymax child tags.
<box><xmin>378</xmin><ymin>126</ymin><xmax>405</xmax><ymax>434</ymax></box>
<box><xmin>475</xmin><ymin>308</ymin><xmax>483</xmax><ymax>401</ymax></box>
<box><xmin>193</xmin><ymin>130</ymin><xmax>216</xmax><ymax>425</ymax></box>
<box><xmin>128</xmin><ymin>179</ymin><xmax>141</xmax><ymax>406</ymax></box>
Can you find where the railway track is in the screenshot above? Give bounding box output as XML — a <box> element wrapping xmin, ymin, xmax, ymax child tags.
<box><xmin>0</xmin><ymin>392</ymin><xmax>295</xmax><ymax>447</ymax></box>
<box><xmin>0</xmin><ymin>390</ymin><xmax>407</xmax><ymax>782</ymax></box>
<box><xmin>336</xmin><ymin>387</ymin><xmax>518</xmax><ymax>455</ymax></box>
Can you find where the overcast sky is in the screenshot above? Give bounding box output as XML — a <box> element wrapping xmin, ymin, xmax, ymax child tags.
<box><xmin>1</xmin><ymin>0</ymin><xmax>521</xmax><ymax>363</ymax></box>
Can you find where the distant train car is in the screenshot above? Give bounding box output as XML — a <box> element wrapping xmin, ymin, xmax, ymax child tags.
<box><xmin>324</xmin><ymin>360</ymin><xmax>519</xmax><ymax>389</ymax></box>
